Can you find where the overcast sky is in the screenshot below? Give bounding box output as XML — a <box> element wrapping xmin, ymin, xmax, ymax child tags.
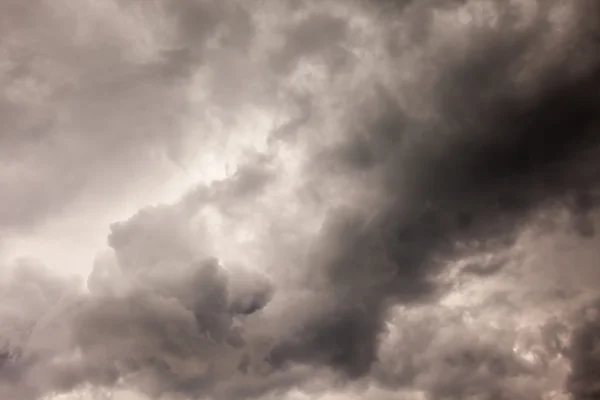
<box><xmin>2</xmin><ymin>0</ymin><xmax>600</xmax><ymax>399</ymax></box>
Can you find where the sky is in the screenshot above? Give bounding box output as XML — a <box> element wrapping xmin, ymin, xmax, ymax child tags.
<box><xmin>1</xmin><ymin>0</ymin><xmax>600</xmax><ymax>399</ymax></box>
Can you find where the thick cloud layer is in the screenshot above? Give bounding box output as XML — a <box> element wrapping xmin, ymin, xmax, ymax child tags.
<box><xmin>2</xmin><ymin>1</ymin><xmax>600</xmax><ymax>400</ymax></box>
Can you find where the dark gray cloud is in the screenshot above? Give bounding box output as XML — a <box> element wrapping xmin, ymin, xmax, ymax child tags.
<box><xmin>266</xmin><ymin>0</ymin><xmax>600</xmax><ymax>384</ymax></box>
<box><xmin>566</xmin><ymin>300</ymin><xmax>600</xmax><ymax>400</ymax></box>
<box><xmin>2</xmin><ymin>1</ymin><xmax>600</xmax><ymax>400</ymax></box>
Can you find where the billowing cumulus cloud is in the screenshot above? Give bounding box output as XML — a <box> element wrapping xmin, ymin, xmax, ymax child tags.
<box><xmin>2</xmin><ymin>1</ymin><xmax>600</xmax><ymax>400</ymax></box>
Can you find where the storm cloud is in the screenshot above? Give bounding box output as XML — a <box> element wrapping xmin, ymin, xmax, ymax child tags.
<box><xmin>2</xmin><ymin>1</ymin><xmax>600</xmax><ymax>400</ymax></box>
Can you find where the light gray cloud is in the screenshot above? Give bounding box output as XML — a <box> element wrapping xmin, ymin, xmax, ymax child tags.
<box><xmin>0</xmin><ymin>0</ymin><xmax>266</xmax><ymax>232</ymax></box>
<box><xmin>2</xmin><ymin>1</ymin><xmax>600</xmax><ymax>400</ymax></box>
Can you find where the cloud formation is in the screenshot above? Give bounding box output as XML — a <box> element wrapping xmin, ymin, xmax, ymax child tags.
<box><xmin>1</xmin><ymin>1</ymin><xmax>600</xmax><ymax>400</ymax></box>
